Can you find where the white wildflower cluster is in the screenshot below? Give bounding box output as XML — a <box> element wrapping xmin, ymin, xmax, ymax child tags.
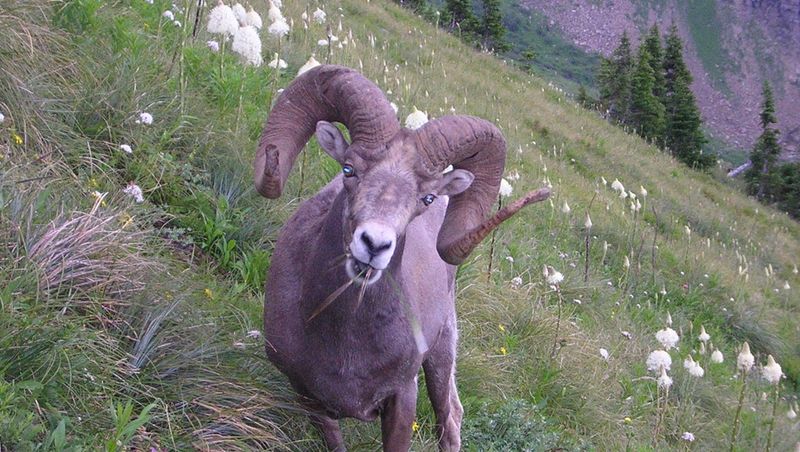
<box><xmin>267</xmin><ymin>53</ymin><xmax>287</xmax><ymax>69</ymax></box>
<box><xmin>119</xmin><ymin>144</ymin><xmax>133</xmax><ymax>154</ymax></box>
<box><xmin>647</xmin><ymin>350</ymin><xmax>672</xmax><ymax>372</ymax></box>
<box><xmin>404</xmin><ymin>106</ymin><xmax>428</xmax><ymax>130</ymax></box>
<box><xmin>737</xmin><ymin>342</ymin><xmax>755</xmax><ymax>373</ymax></box>
<box><xmin>161</xmin><ymin>8</ymin><xmax>181</xmax><ymax>27</ymax></box>
<box><xmin>266</xmin><ymin>1</ymin><xmax>289</xmax><ymax>38</ymax></box>
<box><xmin>135</xmin><ymin>112</ymin><xmax>153</xmax><ymax>125</ymax></box>
<box><xmin>123</xmin><ymin>182</ymin><xmax>144</xmax><ymax>203</ymax></box>
<box><xmin>232</xmin><ymin>24</ymin><xmax>263</xmax><ymax>66</ymax></box>
<box><xmin>762</xmin><ymin>355</ymin><xmax>782</xmax><ymax>385</ymax></box>
<box><xmin>296</xmin><ymin>54</ymin><xmax>320</xmax><ymax>76</ymax></box>
<box><xmin>499</xmin><ymin>178</ymin><xmax>513</xmax><ymax>197</ymax></box>
<box><xmin>683</xmin><ymin>355</ymin><xmax>705</xmax><ymax>378</ymax></box>
<box><xmin>0</xmin><ymin>111</ymin><xmax>5</xmax><ymax>124</ymax></box>
<box><xmin>207</xmin><ymin>1</ymin><xmax>239</xmax><ymax>36</ymax></box>
<box><xmin>312</xmin><ymin>7</ymin><xmax>326</xmax><ymax>24</ymax></box>
<box><xmin>655</xmin><ymin>327</ymin><xmax>680</xmax><ymax>350</ymax></box>
<box><xmin>542</xmin><ymin>265</ymin><xmax>563</xmax><ymax>286</ymax></box>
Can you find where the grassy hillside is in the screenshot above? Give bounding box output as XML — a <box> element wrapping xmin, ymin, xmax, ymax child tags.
<box><xmin>1</xmin><ymin>0</ymin><xmax>799</xmax><ymax>450</ymax></box>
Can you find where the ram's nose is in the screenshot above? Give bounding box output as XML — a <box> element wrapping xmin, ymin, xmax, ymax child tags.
<box><xmin>351</xmin><ymin>223</ymin><xmax>396</xmax><ymax>270</ymax></box>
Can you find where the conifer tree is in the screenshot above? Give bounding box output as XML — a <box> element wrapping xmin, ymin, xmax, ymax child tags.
<box><xmin>445</xmin><ymin>0</ymin><xmax>477</xmax><ymax>35</ymax></box>
<box><xmin>643</xmin><ymin>24</ymin><xmax>665</xmax><ymax>100</ymax></box>
<box><xmin>598</xmin><ymin>32</ymin><xmax>633</xmax><ymax>123</ymax></box>
<box><xmin>661</xmin><ymin>25</ymin><xmax>710</xmax><ymax>170</ymax></box>
<box><xmin>630</xmin><ymin>45</ymin><xmax>665</xmax><ymax>142</ymax></box>
<box><xmin>478</xmin><ymin>0</ymin><xmax>509</xmax><ymax>53</ymax></box>
<box><xmin>746</xmin><ymin>81</ymin><xmax>783</xmax><ymax>199</ymax></box>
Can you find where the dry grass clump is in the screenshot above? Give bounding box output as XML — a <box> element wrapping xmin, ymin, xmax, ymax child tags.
<box><xmin>24</xmin><ymin>194</ymin><xmax>156</xmax><ymax>303</ymax></box>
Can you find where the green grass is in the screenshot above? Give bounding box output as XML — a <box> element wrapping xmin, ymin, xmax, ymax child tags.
<box><xmin>1</xmin><ymin>0</ymin><xmax>799</xmax><ymax>450</ymax></box>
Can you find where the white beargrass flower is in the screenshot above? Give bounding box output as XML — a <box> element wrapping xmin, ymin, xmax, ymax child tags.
<box><xmin>542</xmin><ymin>265</ymin><xmax>564</xmax><ymax>286</ymax></box>
<box><xmin>390</xmin><ymin>102</ymin><xmax>398</xmax><ymax>114</ymax></box>
<box><xmin>657</xmin><ymin>366</ymin><xmax>673</xmax><ymax>389</ymax></box>
<box><xmin>656</xmin><ymin>327</ymin><xmax>680</xmax><ymax>350</ymax></box>
<box><xmin>623</xmin><ymin>255</ymin><xmax>630</xmax><ymax>269</ymax></box>
<box><xmin>647</xmin><ymin>350</ymin><xmax>672</xmax><ymax>372</ymax></box>
<box><xmin>123</xmin><ymin>182</ymin><xmax>144</xmax><ymax>203</ymax></box>
<box><xmin>510</xmin><ymin>276</ymin><xmax>523</xmax><ymax>288</ymax></box>
<box><xmin>232</xmin><ymin>25</ymin><xmax>262</xmax><ymax>66</ymax></box>
<box><xmin>119</xmin><ymin>144</ymin><xmax>133</xmax><ymax>154</ymax></box>
<box><xmin>246</xmin><ymin>330</ymin><xmax>262</xmax><ymax>339</ymax></box>
<box><xmin>162</xmin><ymin>10</ymin><xmax>175</xmax><ymax>21</ymax></box>
<box><xmin>0</xmin><ymin>111</ymin><xmax>4</xmax><ymax>123</ymax></box>
<box><xmin>584</xmin><ymin>213</ymin><xmax>592</xmax><ymax>229</ymax></box>
<box><xmin>561</xmin><ymin>200</ymin><xmax>571</xmax><ymax>214</ymax></box>
<box><xmin>499</xmin><ymin>178</ymin><xmax>513</xmax><ymax>197</ymax></box>
<box><xmin>245</xmin><ymin>6</ymin><xmax>262</xmax><ymax>29</ymax></box>
<box><xmin>207</xmin><ymin>40</ymin><xmax>220</xmax><ymax>52</ymax></box>
<box><xmin>231</xmin><ymin>3</ymin><xmax>247</xmax><ymax>24</ymax></box>
<box><xmin>681</xmin><ymin>432</ymin><xmax>695</xmax><ymax>442</ymax></box>
<box><xmin>297</xmin><ymin>56</ymin><xmax>321</xmax><ymax>77</ymax></box>
<box><xmin>267</xmin><ymin>53</ymin><xmax>287</xmax><ymax>69</ymax></box>
<box><xmin>619</xmin><ymin>190</ymin><xmax>628</xmax><ymax>199</ymax></box>
<box><xmin>698</xmin><ymin>325</ymin><xmax>710</xmax><ymax>343</ymax></box>
<box><xmin>709</xmin><ymin>350</ymin><xmax>723</xmax><ymax>365</ymax></box>
<box><xmin>784</xmin><ymin>281</ymin><xmax>791</xmax><ymax>290</ymax></box>
<box><xmin>404</xmin><ymin>106</ymin><xmax>428</xmax><ymax>130</ymax></box>
<box><xmin>317</xmin><ymin>39</ymin><xmax>329</xmax><ymax>46</ymax></box>
<box><xmin>599</xmin><ymin>348</ymin><xmax>609</xmax><ymax>361</ymax></box>
<box><xmin>136</xmin><ymin>112</ymin><xmax>153</xmax><ymax>125</ymax></box>
<box><xmin>666</xmin><ymin>311</ymin><xmax>673</xmax><ymax>326</ymax></box>
<box><xmin>788</xmin><ymin>406</ymin><xmax>797</xmax><ymax>420</ymax></box>
<box><xmin>267</xmin><ymin>18</ymin><xmax>290</xmax><ymax>37</ymax></box>
<box><xmin>268</xmin><ymin>1</ymin><xmax>283</xmax><ymax>22</ymax></box>
<box><xmin>737</xmin><ymin>342</ymin><xmax>755</xmax><ymax>373</ymax></box>
<box><xmin>688</xmin><ymin>362</ymin><xmax>704</xmax><ymax>377</ymax></box>
<box><xmin>207</xmin><ymin>1</ymin><xmax>239</xmax><ymax>36</ymax></box>
<box><xmin>762</xmin><ymin>355</ymin><xmax>782</xmax><ymax>384</ymax></box>
<box><xmin>611</xmin><ymin>178</ymin><xmax>624</xmax><ymax>192</ymax></box>
<box><xmin>600</xmin><ymin>176</ymin><xmax>607</xmax><ymax>185</ymax></box>
<box><xmin>640</xmin><ymin>185</ymin><xmax>648</xmax><ymax>197</ymax></box>
<box><xmin>312</xmin><ymin>7</ymin><xmax>326</xmax><ymax>24</ymax></box>
<box><xmin>684</xmin><ymin>355</ymin><xmax>696</xmax><ymax>370</ymax></box>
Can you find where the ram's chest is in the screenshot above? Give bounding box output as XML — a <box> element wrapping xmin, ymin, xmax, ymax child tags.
<box><xmin>299</xmin><ymin>305</ymin><xmax>422</xmax><ymax>420</ymax></box>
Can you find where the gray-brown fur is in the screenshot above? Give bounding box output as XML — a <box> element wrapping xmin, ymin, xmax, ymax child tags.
<box><xmin>256</xmin><ymin>65</ymin><xmax>549</xmax><ymax>451</ymax></box>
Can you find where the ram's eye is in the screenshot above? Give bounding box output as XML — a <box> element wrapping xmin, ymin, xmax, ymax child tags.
<box><xmin>422</xmin><ymin>194</ymin><xmax>437</xmax><ymax>206</ymax></box>
<box><xmin>342</xmin><ymin>164</ymin><xmax>355</xmax><ymax>177</ymax></box>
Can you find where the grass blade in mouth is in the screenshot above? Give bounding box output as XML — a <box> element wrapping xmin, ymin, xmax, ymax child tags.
<box><xmin>307</xmin><ymin>278</ymin><xmax>355</xmax><ymax>322</ymax></box>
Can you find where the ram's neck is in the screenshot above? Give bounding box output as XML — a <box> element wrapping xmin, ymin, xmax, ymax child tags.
<box><xmin>300</xmin><ymin>190</ymin><xmax>406</xmax><ymax>327</ymax></box>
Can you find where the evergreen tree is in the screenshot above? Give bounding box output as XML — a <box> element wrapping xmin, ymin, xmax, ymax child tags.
<box><xmin>478</xmin><ymin>0</ymin><xmax>509</xmax><ymax>53</ymax></box>
<box><xmin>662</xmin><ymin>24</ymin><xmax>690</xmax><ymax>107</ymax></box>
<box><xmin>445</xmin><ymin>0</ymin><xmax>477</xmax><ymax>35</ymax></box>
<box><xmin>661</xmin><ymin>25</ymin><xmax>710</xmax><ymax>170</ymax></box>
<box><xmin>773</xmin><ymin>163</ymin><xmax>800</xmax><ymax>218</ymax></box>
<box><xmin>643</xmin><ymin>24</ymin><xmax>665</xmax><ymax>100</ymax></box>
<box><xmin>576</xmin><ymin>85</ymin><xmax>594</xmax><ymax>108</ymax></box>
<box><xmin>745</xmin><ymin>81</ymin><xmax>783</xmax><ymax>199</ymax></box>
<box><xmin>629</xmin><ymin>45</ymin><xmax>665</xmax><ymax>142</ymax></box>
<box><xmin>598</xmin><ymin>31</ymin><xmax>633</xmax><ymax>123</ymax></box>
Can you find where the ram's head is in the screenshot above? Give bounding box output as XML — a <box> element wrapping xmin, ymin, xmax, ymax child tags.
<box><xmin>255</xmin><ymin>65</ymin><xmax>549</xmax><ymax>284</ymax></box>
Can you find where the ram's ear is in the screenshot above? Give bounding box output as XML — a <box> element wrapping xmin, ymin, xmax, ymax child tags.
<box><xmin>436</xmin><ymin>169</ymin><xmax>474</xmax><ymax>197</ymax></box>
<box><xmin>316</xmin><ymin>121</ymin><xmax>349</xmax><ymax>162</ymax></box>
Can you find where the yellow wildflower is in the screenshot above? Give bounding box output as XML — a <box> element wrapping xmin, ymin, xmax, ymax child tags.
<box><xmin>498</xmin><ymin>324</ymin><xmax>506</xmax><ymax>333</ymax></box>
<box><xmin>119</xmin><ymin>212</ymin><xmax>133</xmax><ymax>228</ymax></box>
<box><xmin>623</xmin><ymin>417</ymin><xmax>632</xmax><ymax>425</ymax></box>
<box><xmin>204</xmin><ymin>288</ymin><xmax>213</xmax><ymax>299</ymax></box>
<box><xmin>11</xmin><ymin>132</ymin><xmax>23</xmax><ymax>145</ymax></box>
<box><xmin>499</xmin><ymin>346</ymin><xmax>508</xmax><ymax>356</ymax></box>
<box><xmin>411</xmin><ymin>421</ymin><xmax>419</xmax><ymax>432</ymax></box>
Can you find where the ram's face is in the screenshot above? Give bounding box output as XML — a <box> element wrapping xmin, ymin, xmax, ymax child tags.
<box><xmin>315</xmin><ymin>122</ymin><xmax>473</xmax><ymax>284</ymax></box>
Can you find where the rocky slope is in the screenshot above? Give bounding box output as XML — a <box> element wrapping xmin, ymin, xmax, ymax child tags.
<box><xmin>519</xmin><ymin>0</ymin><xmax>800</xmax><ymax>160</ymax></box>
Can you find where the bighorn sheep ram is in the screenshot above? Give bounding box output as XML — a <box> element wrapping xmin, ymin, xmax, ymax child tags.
<box><xmin>256</xmin><ymin>65</ymin><xmax>550</xmax><ymax>451</ymax></box>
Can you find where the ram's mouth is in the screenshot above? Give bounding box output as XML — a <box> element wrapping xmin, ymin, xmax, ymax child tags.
<box><xmin>346</xmin><ymin>257</ymin><xmax>382</xmax><ymax>285</ymax></box>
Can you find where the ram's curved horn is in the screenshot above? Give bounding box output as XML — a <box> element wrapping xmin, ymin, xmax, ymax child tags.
<box><xmin>255</xmin><ymin>65</ymin><xmax>400</xmax><ymax>198</ymax></box>
<box><xmin>414</xmin><ymin>116</ymin><xmax>551</xmax><ymax>265</ymax></box>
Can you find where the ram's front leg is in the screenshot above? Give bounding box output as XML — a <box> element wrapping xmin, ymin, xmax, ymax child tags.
<box><xmin>380</xmin><ymin>381</ymin><xmax>418</xmax><ymax>452</ymax></box>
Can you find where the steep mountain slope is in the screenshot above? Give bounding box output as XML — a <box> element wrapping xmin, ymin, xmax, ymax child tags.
<box><xmin>1</xmin><ymin>0</ymin><xmax>799</xmax><ymax>450</ymax></box>
<box><xmin>519</xmin><ymin>0</ymin><xmax>800</xmax><ymax>160</ymax></box>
